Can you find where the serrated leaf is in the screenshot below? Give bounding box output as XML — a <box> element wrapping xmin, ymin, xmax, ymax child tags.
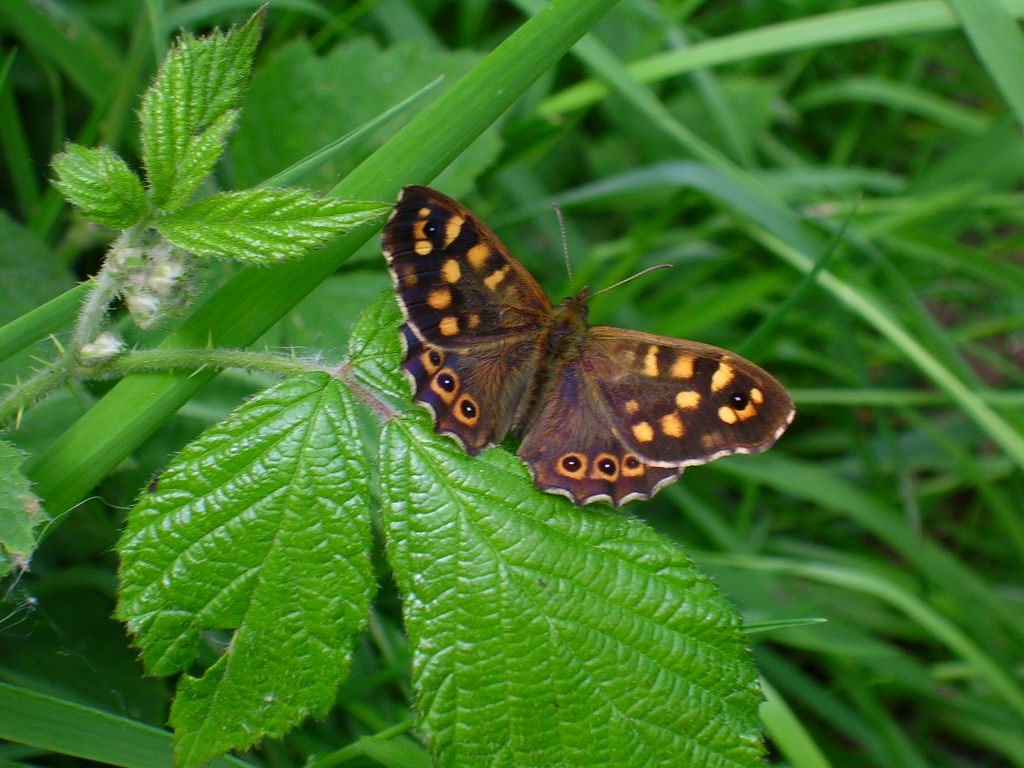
<box><xmin>116</xmin><ymin>373</ymin><xmax>376</xmax><ymax>768</ymax></box>
<box><xmin>378</xmin><ymin>415</ymin><xmax>765</xmax><ymax>768</ymax></box>
<box><xmin>140</xmin><ymin>10</ymin><xmax>262</xmax><ymax>211</ymax></box>
<box><xmin>347</xmin><ymin>290</ymin><xmax>407</xmax><ymax>403</ymax></box>
<box><xmin>51</xmin><ymin>143</ymin><xmax>148</xmax><ymax>229</ymax></box>
<box><xmin>0</xmin><ymin>441</ymin><xmax>47</xmax><ymax>577</ymax></box>
<box><xmin>156</xmin><ymin>188</ymin><xmax>387</xmax><ymax>263</ymax></box>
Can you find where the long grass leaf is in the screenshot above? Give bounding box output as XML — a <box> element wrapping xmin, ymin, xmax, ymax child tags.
<box><xmin>540</xmin><ymin>0</ymin><xmax>1024</xmax><ymax>116</ymax></box>
<box><xmin>26</xmin><ymin>0</ymin><xmax>622</xmax><ymax>518</ymax></box>
<box><xmin>946</xmin><ymin>0</ymin><xmax>1024</xmax><ymax>130</ymax></box>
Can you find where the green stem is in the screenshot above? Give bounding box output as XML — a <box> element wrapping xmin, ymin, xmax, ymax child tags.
<box><xmin>90</xmin><ymin>348</ymin><xmax>324</xmax><ymax>379</ymax></box>
<box><xmin>0</xmin><ymin>348</ymin><xmax>326</xmax><ymax>431</ymax></box>
<box><xmin>0</xmin><ymin>363</ymin><xmax>70</xmax><ymax>429</ymax></box>
<box><xmin>70</xmin><ymin>233</ymin><xmax>132</xmax><ymax>351</ymax></box>
<box><xmin>307</xmin><ymin>719</ymin><xmax>416</xmax><ymax>768</ymax></box>
<box><xmin>335</xmin><ymin>361</ymin><xmax>397</xmax><ymax>422</ymax></box>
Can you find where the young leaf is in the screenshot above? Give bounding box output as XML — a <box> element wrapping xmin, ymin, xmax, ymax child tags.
<box><xmin>155</xmin><ymin>188</ymin><xmax>387</xmax><ymax>263</ymax></box>
<box><xmin>139</xmin><ymin>9</ymin><xmax>262</xmax><ymax>211</ymax></box>
<box><xmin>379</xmin><ymin>415</ymin><xmax>765</xmax><ymax>768</ymax></box>
<box><xmin>347</xmin><ymin>290</ymin><xmax>406</xmax><ymax>403</ymax></box>
<box><xmin>116</xmin><ymin>372</ymin><xmax>376</xmax><ymax>768</ymax></box>
<box><xmin>51</xmin><ymin>144</ymin><xmax>147</xmax><ymax>229</ymax></box>
<box><xmin>0</xmin><ymin>441</ymin><xmax>47</xmax><ymax>577</ymax></box>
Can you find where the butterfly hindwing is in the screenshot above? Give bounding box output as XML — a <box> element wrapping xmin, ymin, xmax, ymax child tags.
<box><xmin>584</xmin><ymin>328</ymin><xmax>795</xmax><ymax>467</ymax></box>
<box><xmin>384</xmin><ymin>186</ymin><xmax>550</xmax><ymax>350</ymax></box>
<box><xmin>401</xmin><ymin>325</ymin><xmax>540</xmax><ymax>455</ymax></box>
<box><xmin>516</xmin><ymin>357</ymin><xmax>683</xmax><ymax>505</ymax></box>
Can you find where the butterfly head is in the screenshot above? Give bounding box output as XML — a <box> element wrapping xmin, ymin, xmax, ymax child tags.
<box><xmin>554</xmin><ymin>288</ymin><xmax>591</xmax><ymax>322</ymax></box>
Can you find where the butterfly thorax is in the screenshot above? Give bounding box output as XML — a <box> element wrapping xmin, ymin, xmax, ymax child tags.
<box><xmin>511</xmin><ymin>291</ymin><xmax>590</xmax><ymax>436</ymax></box>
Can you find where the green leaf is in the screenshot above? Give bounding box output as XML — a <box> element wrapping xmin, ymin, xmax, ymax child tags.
<box><xmin>50</xmin><ymin>143</ymin><xmax>147</xmax><ymax>229</ymax></box>
<box><xmin>116</xmin><ymin>372</ymin><xmax>376</xmax><ymax>768</ymax></box>
<box><xmin>156</xmin><ymin>188</ymin><xmax>388</xmax><ymax>263</ymax></box>
<box><xmin>378</xmin><ymin>416</ymin><xmax>765</xmax><ymax>767</ymax></box>
<box><xmin>139</xmin><ymin>10</ymin><xmax>262</xmax><ymax>211</ymax></box>
<box><xmin>347</xmin><ymin>290</ymin><xmax>407</xmax><ymax>404</ymax></box>
<box><xmin>0</xmin><ymin>440</ymin><xmax>46</xmax><ymax>577</ymax></box>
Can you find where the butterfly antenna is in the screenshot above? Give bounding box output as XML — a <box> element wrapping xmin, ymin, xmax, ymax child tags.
<box><xmin>552</xmin><ymin>202</ymin><xmax>573</xmax><ymax>286</ymax></box>
<box><xmin>591</xmin><ymin>264</ymin><xmax>673</xmax><ymax>297</ymax></box>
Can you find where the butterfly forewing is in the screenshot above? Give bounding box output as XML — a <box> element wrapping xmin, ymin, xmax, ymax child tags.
<box><xmin>383</xmin><ymin>186</ymin><xmax>550</xmax><ymax>350</ymax></box>
<box><xmin>584</xmin><ymin>328</ymin><xmax>795</xmax><ymax>467</ymax></box>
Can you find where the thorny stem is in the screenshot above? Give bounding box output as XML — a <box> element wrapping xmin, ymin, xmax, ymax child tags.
<box><xmin>95</xmin><ymin>348</ymin><xmax>323</xmax><ymax>379</ymax></box>
<box><xmin>0</xmin><ymin>347</ymin><xmax>328</xmax><ymax>430</ymax></box>
<box><xmin>0</xmin><ymin>364</ymin><xmax>71</xmax><ymax>430</ymax></box>
<box><xmin>1</xmin><ymin>218</ymin><xmax>399</xmax><ymax>428</ymax></box>
<box><xmin>0</xmin><ymin>345</ymin><xmax>408</xmax><ymax>431</ymax></box>
<box><xmin>0</xmin><ymin>229</ymin><xmax>142</xmax><ymax>429</ymax></box>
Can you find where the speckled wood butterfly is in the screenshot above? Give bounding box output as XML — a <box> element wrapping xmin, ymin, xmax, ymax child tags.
<box><xmin>383</xmin><ymin>185</ymin><xmax>794</xmax><ymax>506</ymax></box>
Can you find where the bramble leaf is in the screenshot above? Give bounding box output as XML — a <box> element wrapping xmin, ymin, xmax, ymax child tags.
<box><xmin>51</xmin><ymin>144</ymin><xmax>147</xmax><ymax>229</ymax></box>
<box><xmin>0</xmin><ymin>441</ymin><xmax>47</xmax><ymax>577</ymax></box>
<box><xmin>116</xmin><ymin>372</ymin><xmax>375</xmax><ymax>768</ymax></box>
<box><xmin>139</xmin><ymin>9</ymin><xmax>262</xmax><ymax>210</ymax></box>
<box><xmin>156</xmin><ymin>188</ymin><xmax>387</xmax><ymax>263</ymax></box>
<box><xmin>347</xmin><ymin>290</ymin><xmax>406</xmax><ymax>403</ymax></box>
<box><xmin>378</xmin><ymin>412</ymin><xmax>765</xmax><ymax>768</ymax></box>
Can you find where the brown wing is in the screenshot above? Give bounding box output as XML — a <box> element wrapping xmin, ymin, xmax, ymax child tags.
<box><xmin>382</xmin><ymin>185</ymin><xmax>551</xmax><ymax>351</ymax></box>
<box><xmin>582</xmin><ymin>327</ymin><xmax>794</xmax><ymax>467</ymax></box>
<box><xmin>516</xmin><ymin>357</ymin><xmax>683</xmax><ymax>506</ymax></box>
<box><xmin>401</xmin><ymin>325</ymin><xmax>542</xmax><ymax>454</ymax></box>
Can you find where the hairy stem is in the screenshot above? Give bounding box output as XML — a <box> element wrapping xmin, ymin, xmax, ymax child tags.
<box><xmin>0</xmin><ymin>348</ymin><xmax>328</xmax><ymax>431</ymax></box>
<box><xmin>88</xmin><ymin>348</ymin><xmax>326</xmax><ymax>379</ymax></box>
<box><xmin>0</xmin><ymin>364</ymin><xmax>71</xmax><ymax>429</ymax></box>
<box><xmin>70</xmin><ymin>233</ymin><xmax>132</xmax><ymax>352</ymax></box>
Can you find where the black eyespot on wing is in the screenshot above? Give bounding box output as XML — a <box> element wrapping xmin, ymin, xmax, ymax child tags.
<box><xmin>730</xmin><ymin>392</ymin><xmax>749</xmax><ymax>409</ymax></box>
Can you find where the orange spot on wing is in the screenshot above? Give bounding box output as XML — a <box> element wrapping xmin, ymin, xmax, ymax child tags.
<box><xmin>441</xmin><ymin>259</ymin><xmax>461</xmax><ymax>283</ymax></box>
<box><xmin>427</xmin><ymin>288</ymin><xmax>452</xmax><ymax>309</ymax></box>
<box><xmin>632</xmin><ymin>421</ymin><xmax>654</xmax><ymax>443</ymax></box>
<box><xmin>675</xmin><ymin>391</ymin><xmax>700</xmax><ymax>410</ymax></box>
<box><xmin>468</xmin><ymin>244</ymin><xmax>490</xmax><ymax>269</ymax></box>
<box><xmin>439</xmin><ymin>317</ymin><xmax>459</xmax><ymax>336</ymax></box>
<box><xmin>711</xmin><ymin>362</ymin><xmax>735</xmax><ymax>393</ymax></box>
<box><xmin>660</xmin><ymin>412</ymin><xmax>685</xmax><ymax>438</ymax></box>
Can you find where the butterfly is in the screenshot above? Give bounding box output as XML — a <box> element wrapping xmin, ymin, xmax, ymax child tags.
<box><xmin>382</xmin><ymin>185</ymin><xmax>794</xmax><ymax>506</ymax></box>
